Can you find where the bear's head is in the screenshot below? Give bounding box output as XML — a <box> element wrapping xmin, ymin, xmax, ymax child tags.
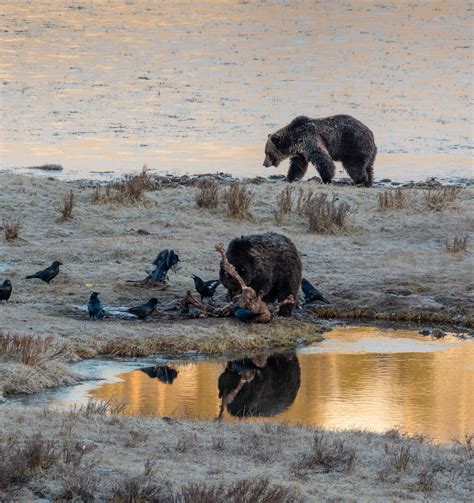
<box><xmin>219</xmin><ymin>238</ymin><xmax>257</xmax><ymax>298</ymax></box>
<box><xmin>263</xmin><ymin>133</ymin><xmax>290</xmax><ymax>168</ymax></box>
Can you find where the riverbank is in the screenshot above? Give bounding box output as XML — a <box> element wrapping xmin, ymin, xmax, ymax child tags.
<box><xmin>1</xmin><ymin>172</ymin><xmax>473</xmax><ymax>397</ymax></box>
<box><xmin>1</xmin><ymin>404</ymin><xmax>472</xmax><ymax>501</ymax></box>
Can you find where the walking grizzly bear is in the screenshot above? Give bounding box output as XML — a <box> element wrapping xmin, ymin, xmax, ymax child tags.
<box><xmin>263</xmin><ymin>115</ymin><xmax>377</xmax><ymax>186</ymax></box>
<box><xmin>219</xmin><ymin>232</ymin><xmax>302</xmax><ymax>316</ymax></box>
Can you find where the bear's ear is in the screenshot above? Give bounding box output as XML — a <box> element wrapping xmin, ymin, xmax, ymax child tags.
<box><xmin>271</xmin><ymin>133</ymin><xmax>281</xmax><ymax>148</ymax></box>
<box><xmin>267</xmin><ymin>133</ymin><xmax>272</xmax><ymax>138</ymax></box>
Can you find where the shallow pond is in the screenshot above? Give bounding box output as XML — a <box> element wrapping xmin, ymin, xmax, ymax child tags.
<box><xmin>11</xmin><ymin>327</ymin><xmax>474</xmax><ymax>443</ymax></box>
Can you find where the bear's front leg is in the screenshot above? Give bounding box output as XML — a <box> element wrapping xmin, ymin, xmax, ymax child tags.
<box><xmin>287</xmin><ymin>154</ymin><xmax>308</xmax><ymax>182</ymax></box>
<box><xmin>308</xmin><ymin>148</ymin><xmax>336</xmax><ymax>184</ymax></box>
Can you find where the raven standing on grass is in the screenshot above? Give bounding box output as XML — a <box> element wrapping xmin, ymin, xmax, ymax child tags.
<box><xmin>128</xmin><ymin>298</ymin><xmax>159</xmax><ymax>320</ymax></box>
<box><xmin>88</xmin><ymin>292</ymin><xmax>105</xmax><ymax>319</ymax></box>
<box><xmin>301</xmin><ymin>278</ymin><xmax>330</xmax><ymax>304</ymax></box>
<box><xmin>25</xmin><ymin>261</ymin><xmax>63</xmax><ymax>284</ymax></box>
<box><xmin>0</xmin><ymin>279</ymin><xmax>12</xmax><ymax>302</ymax></box>
<box><xmin>191</xmin><ymin>275</ymin><xmax>220</xmax><ymax>301</ymax></box>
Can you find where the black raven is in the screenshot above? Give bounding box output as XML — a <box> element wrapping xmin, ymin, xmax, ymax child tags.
<box><xmin>192</xmin><ymin>275</ymin><xmax>220</xmax><ymax>301</ymax></box>
<box><xmin>150</xmin><ymin>249</ymin><xmax>180</xmax><ymax>282</ymax></box>
<box><xmin>128</xmin><ymin>298</ymin><xmax>158</xmax><ymax>320</ymax></box>
<box><xmin>0</xmin><ymin>279</ymin><xmax>12</xmax><ymax>302</ymax></box>
<box><xmin>25</xmin><ymin>261</ymin><xmax>63</xmax><ymax>284</ymax></box>
<box><xmin>301</xmin><ymin>278</ymin><xmax>330</xmax><ymax>304</ymax></box>
<box><xmin>87</xmin><ymin>292</ymin><xmax>105</xmax><ymax>319</ymax></box>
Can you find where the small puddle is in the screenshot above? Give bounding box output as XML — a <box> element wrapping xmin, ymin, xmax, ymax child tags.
<box><xmin>10</xmin><ymin>327</ymin><xmax>474</xmax><ymax>443</ymax></box>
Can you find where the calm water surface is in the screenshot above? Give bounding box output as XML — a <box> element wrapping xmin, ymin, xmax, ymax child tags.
<box><xmin>0</xmin><ymin>1</ymin><xmax>472</xmax><ymax>180</ymax></box>
<box><xmin>12</xmin><ymin>327</ymin><xmax>474</xmax><ymax>444</ymax></box>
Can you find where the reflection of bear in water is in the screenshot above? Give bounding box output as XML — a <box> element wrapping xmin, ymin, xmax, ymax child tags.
<box><xmin>218</xmin><ymin>353</ymin><xmax>300</xmax><ymax>417</ymax></box>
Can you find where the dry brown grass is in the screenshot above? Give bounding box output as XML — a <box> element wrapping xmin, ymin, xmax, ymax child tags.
<box><xmin>297</xmin><ymin>190</ymin><xmax>350</xmax><ymax>234</ymax></box>
<box><xmin>225</xmin><ymin>181</ymin><xmax>254</xmax><ymax>219</ymax></box>
<box><xmin>67</xmin><ymin>399</ymin><xmax>126</xmax><ymax>418</ymax></box>
<box><xmin>93</xmin><ymin>167</ymin><xmax>151</xmax><ymax>205</ymax></box>
<box><xmin>292</xmin><ymin>432</ymin><xmax>356</xmax><ymax>476</ymax></box>
<box><xmin>273</xmin><ymin>186</ymin><xmax>295</xmax><ymax>224</ymax></box>
<box><xmin>424</xmin><ymin>186</ymin><xmax>462</xmax><ymax>211</ymax></box>
<box><xmin>377</xmin><ymin>188</ymin><xmax>412</xmax><ymax>211</ymax></box>
<box><xmin>58</xmin><ymin>190</ymin><xmax>74</xmax><ymax>221</ymax></box>
<box><xmin>0</xmin><ymin>333</ymin><xmax>66</xmax><ymax>365</ymax></box>
<box><xmin>2</xmin><ymin>215</ymin><xmax>23</xmax><ymax>241</ymax></box>
<box><xmin>195</xmin><ymin>178</ymin><xmax>220</xmax><ymax>209</ymax></box>
<box><xmin>445</xmin><ymin>235</ymin><xmax>468</xmax><ymax>254</ymax></box>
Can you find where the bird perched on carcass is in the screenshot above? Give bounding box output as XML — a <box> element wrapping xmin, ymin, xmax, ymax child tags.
<box><xmin>301</xmin><ymin>278</ymin><xmax>330</xmax><ymax>304</ymax></box>
<box><xmin>87</xmin><ymin>292</ymin><xmax>105</xmax><ymax>319</ymax></box>
<box><xmin>0</xmin><ymin>279</ymin><xmax>12</xmax><ymax>302</ymax></box>
<box><xmin>146</xmin><ymin>249</ymin><xmax>180</xmax><ymax>283</ymax></box>
<box><xmin>191</xmin><ymin>275</ymin><xmax>220</xmax><ymax>302</ymax></box>
<box><xmin>230</xmin><ymin>305</ymin><xmax>261</xmax><ymax>323</ymax></box>
<box><xmin>25</xmin><ymin>261</ymin><xmax>63</xmax><ymax>284</ymax></box>
<box><xmin>127</xmin><ymin>298</ymin><xmax>158</xmax><ymax>320</ymax></box>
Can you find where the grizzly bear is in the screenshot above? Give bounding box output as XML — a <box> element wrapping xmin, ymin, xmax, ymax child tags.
<box><xmin>219</xmin><ymin>232</ymin><xmax>302</xmax><ymax>316</ymax></box>
<box><xmin>263</xmin><ymin>115</ymin><xmax>377</xmax><ymax>186</ymax></box>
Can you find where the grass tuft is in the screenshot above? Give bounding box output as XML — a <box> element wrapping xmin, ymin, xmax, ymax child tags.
<box><xmin>2</xmin><ymin>216</ymin><xmax>23</xmax><ymax>241</ymax></box>
<box><xmin>297</xmin><ymin>190</ymin><xmax>350</xmax><ymax>234</ymax></box>
<box><xmin>58</xmin><ymin>190</ymin><xmax>75</xmax><ymax>221</ymax></box>
<box><xmin>274</xmin><ymin>186</ymin><xmax>295</xmax><ymax>224</ymax></box>
<box><xmin>0</xmin><ymin>333</ymin><xmax>66</xmax><ymax>365</ymax></box>
<box><xmin>377</xmin><ymin>188</ymin><xmax>412</xmax><ymax>211</ymax></box>
<box><xmin>195</xmin><ymin>178</ymin><xmax>220</xmax><ymax>209</ymax></box>
<box><xmin>93</xmin><ymin>167</ymin><xmax>151</xmax><ymax>205</ymax></box>
<box><xmin>424</xmin><ymin>186</ymin><xmax>461</xmax><ymax>211</ymax></box>
<box><xmin>444</xmin><ymin>235</ymin><xmax>468</xmax><ymax>254</ymax></box>
<box><xmin>292</xmin><ymin>432</ymin><xmax>357</xmax><ymax>475</ymax></box>
<box><xmin>225</xmin><ymin>181</ymin><xmax>254</xmax><ymax>220</ymax></box>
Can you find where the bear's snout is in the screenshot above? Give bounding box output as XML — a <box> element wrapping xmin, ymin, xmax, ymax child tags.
<box><xmin>263</xmin><ymin>158</ymin><xmax>272</xmax><ymax>168</ymax></box>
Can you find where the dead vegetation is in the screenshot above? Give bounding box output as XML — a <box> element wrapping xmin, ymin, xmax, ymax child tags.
<box><xmin>93</xmin><ymin>167</ymin><xmax>151</xmax><ymax>205</ymax></box>
<box><xmin>424</xmin><ymin>186</ymin><xmax>462</xmax><ymax>211</ymax></box>
<box><xmin>225</xmin><ymin>181</ymin><xmax>254</xmax><ymax>219</ymax></box>
<box><xmin>195</xmin><ymin>178</ymin><xmax>220</xmax><ymax>209</ymax></box>
<box><xmin>298</xmin><ymin>190</ymin><xmax>351</xmax><ymax>234</ymax></box>
<box><xmin>1</xmin><ymin>407</ymin><xmax>470</xmax><ymax>502</ymax></box>
<box><xmin>2</xmin><ymin>215</ymin><xmax>23</xmax><ymax>241</ymax></box>
<box><xmin>273</xmin><ymin>186</ymin><xmax>295</xmax><ymax>224</ymax></box>
<box><xmin>0</xmin><ymin>333</ymin><xmax>66</xmax><ymax>366</ymax></box>
<box><xmin>377</xmin><ymin>188</ymin><xmax>412</xmax><ymax>210</ymax></box>
<box><xmin>57</xmin><ymin>190</ymin><xmax>74</xmax><ymax>221</ymax></box>
<box><xmin>292</xmin><ymin>432</ymin><xmax>357</xmax><ymax>476</ymax></box>
<box><xmin>445</xmin><ymin>235</ymin><xmax>468</xmax><ymax>254</ymax></box>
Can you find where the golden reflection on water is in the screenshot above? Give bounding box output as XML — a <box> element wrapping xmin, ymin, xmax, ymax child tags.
<box><xmin>89</xmin><ymin>327</ymin><xmax>474</xmax><ymax>443</ymax></box>
<box><xmin>1</xmin><ymin>1</ymin><xmax>472</xmax><ymax>179</ymax></box>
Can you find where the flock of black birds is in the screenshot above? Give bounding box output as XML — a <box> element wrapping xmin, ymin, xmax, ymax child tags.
<box><xmin>0</xmin><ymin>249</ymin><xmax>330</xmax><ymax>321</ymax></box>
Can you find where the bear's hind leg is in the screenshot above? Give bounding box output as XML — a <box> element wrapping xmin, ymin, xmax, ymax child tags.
<box><xmin>342</xmin><ymin>157</ymin><xmax>370</xmax><ymax>187</ymax></box>
<box><xmin>287</xmin><ymin>155</ymin><xmax>308</xmax><ymax>182</ymax></box>
<box><xmin>308</xmin><ymin>149</ymin><xmax>336</xmax><ymax>184</ymax></box>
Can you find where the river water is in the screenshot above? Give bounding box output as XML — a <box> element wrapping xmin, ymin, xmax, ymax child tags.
<box><xmin>10</xmin><ymin>326</ymin><xmax>474</xmax><ymax>444</ymax></box>
<box><xmin>1</xmin><ymin>1</ymin><xmax>472</xmax><ymax>181</ymax></box>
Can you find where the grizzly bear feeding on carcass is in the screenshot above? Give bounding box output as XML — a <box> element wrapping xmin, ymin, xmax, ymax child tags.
<box><xmin>219</xmin><ymin>232</ymin><xmax>302</xmax><ymax>316</ymax></box>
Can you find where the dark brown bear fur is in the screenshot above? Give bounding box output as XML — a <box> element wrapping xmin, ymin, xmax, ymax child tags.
<box><xmin>263</xmin><ymin>115</ymin><xmax>377</xmax><ymax>186</ymax></box>
<box><xmin>219</xmin><ymin>232</ymin><xmax>302</xmax><ymax>316</ymax></box>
